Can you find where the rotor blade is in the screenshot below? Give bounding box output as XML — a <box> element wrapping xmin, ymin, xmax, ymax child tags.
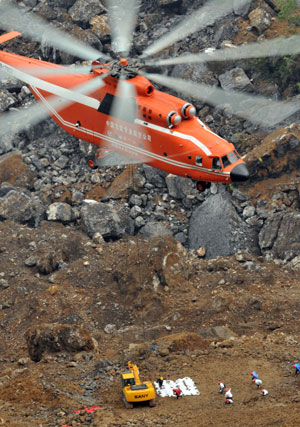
<box><xmin>102</xmin><ymin>77</ymin><xmax>151</xmax><ymax>165</ymax></box>
<box><xmin>143</xmin><ymin>73</ymin><xmax>300</xmax><ymax>127</ymax></box>
<box><xmin>20</xmin><ymin>64</ymin><xmax>96</xmax><ymax>76</ymax></box>
<box><xmin>140</xmin><ymin>0</ymin><xmax>251</xmax><ymax>59</ymax></box>
<box><xmin>107</xmin><ymin>0</ymin><xmax>140</xmax><ymax>55</ymax></box>
<box><xmin>96</xmin><ymin>151</ymin><xmax>145</xmax><ymax>167</ymax></box>
<box><xmin>0</xmin><ymin>72</ymin><xmax>110</xmax><ymax>139</ymax></box>
<box><xmin>0</xmin><ymin>0</ymin><xmax>109</xmax><ymax>61</ymax></box>
<box><xmin>14</xmin><ymin>63</ymin><xmax>111</xmax><ymax>77</ymax></box>
<box><xmin>145</xmin><ymin>35</ymin><xmax>300</xmax><ymax>67</ymax></box>
<box><xmin>0</xmin><ymin>61</ymin><xmax>107</xmax><ymax>109</ymax></box>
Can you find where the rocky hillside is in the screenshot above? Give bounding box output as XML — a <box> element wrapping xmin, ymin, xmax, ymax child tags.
<box><xmin>0</xmin><ymin>0</ymin><xmax>300</xmax><ymax>426</ymax></box>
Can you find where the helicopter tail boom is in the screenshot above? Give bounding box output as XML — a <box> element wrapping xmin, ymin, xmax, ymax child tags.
<box><xmin>0</xmin><ymin>31</ymin><xmax>21</xmax><ymax>45</ymax></box>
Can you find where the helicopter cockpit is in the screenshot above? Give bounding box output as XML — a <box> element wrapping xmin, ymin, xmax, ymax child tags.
<box><xmin>211</xmin><ymin>150</ymin><xmax>241</xmax><ymax>170</ymax></box>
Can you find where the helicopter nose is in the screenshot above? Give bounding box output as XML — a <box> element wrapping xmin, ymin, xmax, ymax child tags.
<box><xmin>230</xmin><ymin>163</ymin><xmax>249</xmax><ymax>182</ymax></box>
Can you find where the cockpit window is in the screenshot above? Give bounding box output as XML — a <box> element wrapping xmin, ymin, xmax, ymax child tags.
<box><xmin>222</xmin><ymin>155</ymin><xmax>230</xmax><ymax>168</ymax></box>
<box><xmin>195</xmin><ymin>156</ymin><xmax>202</xmax><ymax>166</ymax></box>
<box><xmin>228</xmin><ymin>151</ymin><xmax>237</xmax><ymax>164</ymax></box>
<box><xmin>233</xmin><ymin>150</ymin><xmax>240</xmax><ymax>159</ymax></box>
<box><xmin>212</xmin><ymin>157</ymin><xmax>222</xmax><ymax>170</ymax></box>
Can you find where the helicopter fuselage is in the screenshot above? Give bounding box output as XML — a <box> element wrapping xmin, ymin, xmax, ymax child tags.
<box><xmin>0</xmin><ymin>45</ymin><xmax>249</xmax><ymax>185</ymax></box>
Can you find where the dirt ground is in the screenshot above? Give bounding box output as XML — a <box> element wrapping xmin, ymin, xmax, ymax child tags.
<box><xmin>0</xmin><ymin>219</ymin><xmax>300</xmax><ymax>426</ymax></box>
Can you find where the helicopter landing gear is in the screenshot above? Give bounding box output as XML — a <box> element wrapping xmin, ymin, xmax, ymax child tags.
<box><xmin>86</xmin><ymin>155</ymin><xmax>98</xmax><ymax>169</ymax></box>
<box><xmin>86</xmin><ymin>147</ymin><xmax>112</xmax><ymax>169</ymax></box>
<box><xmin>196</xmin><ymin>181</ymin><xmax>211</xmax><ymax>192</ymax></box>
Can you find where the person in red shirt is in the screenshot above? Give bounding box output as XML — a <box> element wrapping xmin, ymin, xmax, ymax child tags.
<box><xmin>173</xmin><ymin>388</ymin><xmax>182</xmax><ymax>399</ymax></box>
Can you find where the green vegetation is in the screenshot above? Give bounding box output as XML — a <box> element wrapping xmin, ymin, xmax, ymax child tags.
<box><xmin>276</xmin><ymin>0</ymin><xmax>300</xmax><ymax>26</ymax></box>
<box><xmin>250</xmin><ymin>55</ymin><xmax>300</xmax><ymax>94</ymax></box>
<box><xmin>278</xmin><ymin>55</ymin><xmax>298</xmax><ymax>86</ymax></box>
<box><xmin>276</xmin><ymin>0</ymin><xmax>298</xmax><ymax>20</ymax></box>
<box><xmin>297</xmin><ymin>82</ymin><xmax>300</xmax><ymax>92</ymax></box>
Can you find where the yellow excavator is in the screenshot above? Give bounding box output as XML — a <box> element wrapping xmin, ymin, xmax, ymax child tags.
<box><xmin>121</xmin><ymin>362</ymin><xmax>156</xmax><ymax>409</ymax></box>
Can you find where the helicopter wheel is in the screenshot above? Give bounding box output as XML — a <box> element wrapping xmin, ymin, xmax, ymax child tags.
<box><xmin>87</xmin><ymin>156</ymin><xmax>98</xmax><ymax>169</ymax></box>
<box><xmin>196</xmin><ymin>181</ymin><xmax>211</xmax><ymax>192</ymax></box>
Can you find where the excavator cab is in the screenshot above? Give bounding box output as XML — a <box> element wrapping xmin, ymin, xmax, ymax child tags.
<box><xmin>122</xmin><ymin>373</ymin><xmax>135</xmax><ymax>388</ymax></box>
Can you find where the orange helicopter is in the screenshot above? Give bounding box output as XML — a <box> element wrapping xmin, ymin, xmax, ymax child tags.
<box><xmin>0</xmin><ymin>0</ymin><xmax>299</xmax><ymax>191</ymax></box>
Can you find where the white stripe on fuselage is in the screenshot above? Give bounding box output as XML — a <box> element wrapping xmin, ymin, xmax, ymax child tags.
<box><xmin>135</xmin><ymin>118</ymin><xmax>212</xmax><ymax>156</ymax></box>
<box><xmin>32</xmin><ymin>87</ymin><xmax>229</xmax><ymax>178</ymax></box>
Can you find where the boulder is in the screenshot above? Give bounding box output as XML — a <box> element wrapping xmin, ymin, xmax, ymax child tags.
<box><xmin>249</xmin><ymin>7</ymin><xmax>272</xmax><ymax>34</ymax></box>
<box><xmin>80</xmin><ymin>200</ymin><xmax>133</xmax><ymax>238</ymax></box>
<box><xmin>259</xmin><ymin>212</ymin><xmax>300</xmax><ymax>260</ymax></box>
<box><xmin>69</xmin><ymin>0</ymin><xmax>106</xmax><ymax>25</ymax></box>
<box><xmin>0</xmin><ymin>152</ymin><xmax>34</xmax><ymax>188</ymax></box>
<box><xmin>233</xmin><ymin>0</ymin><xmax>252</xmax><ymax>17</ymax></box>
<box><xmin>46</xmin><ymin>202</ymin><xmax>74</xmax><ymax>223</ymax></box>
<box><xmin>143</xmin><ymin>165</ymin><xmax>167</xmax><ymax>188</ymax></box>
<box><xmin>171</xmin><ymin>62</ymin><xmax>218</xmax><ymax>87</ymax></box>
<box><xmin>139</xmin><ymin>221</ymin><xmax>173</xmax><ymax>238</ymax></box>
<box><xmin>0</xmin><ymin>89</ymin><xmax>16</xmax><ymax>113</ymax></box>
<box><xmin>165</xmin><ymin>174</ymin><xmax>198</xmax><ymax>199</ymax></box>
<box><xmin>25</xmin><ymin>323</ymin><xmax>97</xmax><ymax>362</ymax></box>
<box><xmin>188</xmin><ymin>188</ymin><xmax>259</xmax><ymax>258</ymax></box>
<box><xmin>218</xmin><ymin>67</ymin><xmax>254</xmax><ymax>93</ymax></box>
<box><xmin>90</xmin><ymin>14</ymin><xmax>110</xmax><ymax>39</ymax></box>
<box><xmin>0</xmin><ymin>190</ymin><xmax>36</xmax><ymax>224</ymax></box>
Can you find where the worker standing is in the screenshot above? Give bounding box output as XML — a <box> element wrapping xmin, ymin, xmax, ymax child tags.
<box><xmin>218</xmin><ymin>381</ymin><xmax>226</xmax><ymax>393</ymax></box>
<box><xmin>293</xmin><ymin>364</ymin><xmax>300</xmax><ymax>375</ymax></box>
<box><xmin>251</xmin><ymin>371</ymin><xmax>259</xmax><ymax>380</ymax></box>
<box><xmin>157</xmin><ymin>377</ymin><xmax>164</xmax><ymax>388</ymax></box>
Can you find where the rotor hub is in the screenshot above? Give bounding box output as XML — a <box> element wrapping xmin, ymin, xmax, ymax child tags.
<box><xmin>120</xmin><ymin>58</ymin><xmax>128</xmax><ymax>67</ymax></box>
<box><xmin>108</xmin><ymin>57</ymin><xmax>145</xmax><ymax>79</ymax></box>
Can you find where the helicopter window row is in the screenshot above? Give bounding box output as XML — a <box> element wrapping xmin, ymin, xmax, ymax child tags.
<box><xmin>105</xmin><ymin>120</ymin><xmax>151</xmax><ymax>141</ymax></box>
<box><xmin>228</xmin><ymin>151</ymin><xmax>237</xmax><ymax>164</ymax></box>
<box><xmin>212</xmin><ymin>151</ymin><xmax>241</xmax><ymax>170</ymax></box>
<box><xmin>222</xmin><ymin>155</ymin><xmax>231</xmax><ymax>168</ymax></box>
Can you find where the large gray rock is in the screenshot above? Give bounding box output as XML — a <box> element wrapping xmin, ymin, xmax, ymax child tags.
<box><xmin>219</xmin><ymin>67</ymin><xmax>254</xmax><ymax>93</ymax></box>
<box><xmin>165</xmin><ymin>174</ymin><xmax>198</xmax><ymax>199</ymax></box>
<box><xmin>233</xmin><ymin>0</ymin><xmax>252</xmax><ymax>17</ymax></box>
<box><xmin>139</xmin><ymin>221</ymin><xmax>173</xmax><ymax>238</ymax></box>
<box><xmin>80</xmin><ymin>200</ymin><xmax>132</xmax><ymax>238</ymax></box>
<box><xmin>143</xmin><ymin>165</ymin><xmax>167</xmax><ymax>188</ymax></box>
<box><xmin>188</xmin><ymin>189</ymin><xmax>259</xmax><ymax>258</ymax></box>
<box><xmin>259</xmin><ymin>212</ymin><xmax>300</xmax><ymax>260</ymax></box>
<box><xmin>171</xmin><ymin>62</ymin><xmax>218</xmax><ymax>87</ymax></box>
<box><xmin>69</xmin><ymin>0</ymin><xmax>106</xmax><ymax>24</ymax></box>
<box><xmin>0</xmin><ymin>190</ymin><xmax>42</xmax><ymax>225</ymax></box>
<box><xmin>214</xmin><ymin>21</ymin><xmax>239</xmax><ymax>45</ymax></box>
<box><xmin>46</xmin><ymin>202</ymin><xmax>74</xmax><ymax>223</ymax></box>
<box><xmin>0</xmin><ymin>89</ymin><xmax>16</xmax><ymax>113</ymax></box>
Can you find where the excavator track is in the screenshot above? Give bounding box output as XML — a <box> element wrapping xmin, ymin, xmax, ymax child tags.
<box><xmin>122</xmin><ymin>392</ymin><xmax>134</xmax><ymax>409</ymax></box>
